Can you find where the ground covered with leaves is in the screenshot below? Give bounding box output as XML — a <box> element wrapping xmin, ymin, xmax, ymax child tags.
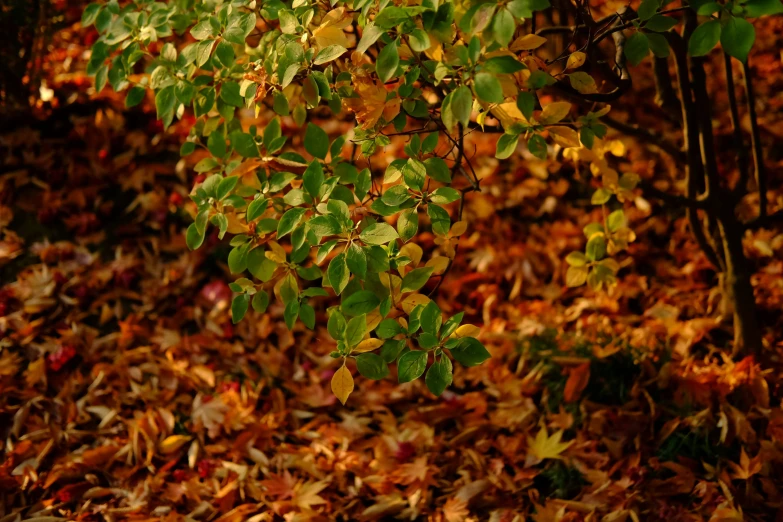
<box><xmin>2</xmin><ymin>6</ymin><xmax>783</xmax><ymax>522</ymax></box>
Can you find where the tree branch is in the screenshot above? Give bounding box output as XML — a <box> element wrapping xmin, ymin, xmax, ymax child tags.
<box><xmin>600</xmin><ymin>114</ymin><xmax>685</xmax><ymax>162</ymax></box>
<box><xmin>743</xmin><ymin>58</ymin><xmax>767</xmax><ymax>220</ymax></box>
<box><xmin>723</xmin><ymin>53</ymin><xmax>751</xmax><ymax>197</ymax></box>
<box><xmin>665</xmin><ymin>29</ymin><xmax>724</xmax><ymax>270</ymax></box>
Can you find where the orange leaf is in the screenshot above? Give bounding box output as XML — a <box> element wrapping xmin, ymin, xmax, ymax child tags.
<box><xmin>563</xmin><ymin>362</ymin><xmax>590</xmax><ymax>402</ymax></box>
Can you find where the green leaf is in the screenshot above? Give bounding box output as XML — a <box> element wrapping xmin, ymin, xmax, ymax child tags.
<box><xmin>82</xmin><ymin>3</ymin><xmax>102</xmax><ymax>26</ymax></box>
<box><xmin>376</xmin><ymin>40</ymin><xmax>400</xmax><ymax>83</ymax></box>
<box><xmin>191</xmin><ymin>20</ymin><xmax>215</xmax><ymax>40</ymax></box>
<box><xmin>580</xmin><ymin>127</ymin><xmax>595</xmax><ymax>149</ymax></box>
<box><xmin>720</xmin><ymin>17</ymin><xmax>755</xmax><ymax>62</ymax></box>
<box><xmin>624</xmin><ymin>32</ymin><xmax>650</xmax><ymax>66</ymax></box>
<box><xmin>496</xmin><ymin>133</ymin><xmax>519</xmax><ymax>160</ymax></box>
<box><xmin>247</xmin><ymin>248</ymin><xmax>277</xmax><ymax>281</ymax></box>
<box><xmin>273</xmin><ymin>92</ymin><xmax>290</xmax><ymax>115</ymax></box>
<box><xmin>357</xmin><ymin>23</ymin><xmax>384</xmax><ymax>54</ymax></box>
<box><xmin>450</xmin><ymin>337</ymin><xmax>490</xmax><ymax>367</ymax></box>
<box><xmin>228</xmin><ymin>244</ymin><xmax>249</xmax><ymax>274</ymax></box>
<box><xmin>427</xmin><ymin>204</ymin><xmax>451</xmax><ymax>235</ymax></box>
<box><xmin>314</xmin><ymin>44</ymin><xmax>347</xmax><ymax>65</ymax></box>
<box><xmin>304</xmin><ymin>123</ymin><xmax>329</xmax><ymax>159</ymax></box>
<box><xmin>591</xmin><ymin>188</ymin><xmax>612</xmax><ymax>205</ymax></box>
<box><xmin>220</xmin><ymin>81</ymin><xmax>244</xmax><ymax>107</ymax></box>
<box><xmin>442</xmin><ymin>86</ymin><xmax>472</xmax><ymax>131</ymax></box>
<box><xmin>300</xmin><ymin>302</ymin><xmax>316</xmax><ymax>329</ymax></box>
<box><xmin>398</xmin><ymin>350</ymin><xmax>428</xmax><ymax>383</ymax></box>
<box><xmin>420</xmin><ymin>300</ymin><xmax>442</xmax><ymax>336</ymax></box>
<box><xmin>647</xmin><ymin>33</ymin><xmax>671</xmax><ymax>58</ymax></box>
<box><xmin>397</xmin><ymin>208</ymin><xmax>419</xmax><ymax>242</ymax></box>
<box><xmin>208</xmin><ymin>131</ymin><xmax>227</xmax><ymax>159</ymax></box>
<box><xmin>474</xmin><ymin>72</ymin><xmax>504</xmax><ymax>103</ymax></box>
<box><xmin>125</xmin><ymin>86</ymin><xmax>146</xmax><ymax>107</ymax></box>
<box><xmin>186</xmin><ymin>223</ymin><xmax>206</xmax><ymax>250</ymax></box>
<box><xmin>586</xmin><ymin>234</ymin><xmax>607</xmax><ymax>261</ymax></box>
<box><xmin>355</xmin><ymin>353</ymin><xmax>389</xmax><ymax>380</ymax></box>
<box><xmin>688</xmin><ymin>20</ymin><xmax>721</xmax><ymax>57</ymax></box>
<box><xmin>231</xmin><ymin>294</ymin><xmax>250</xmax><ymax>323</ymax></box>
<box><xmin>328</xmin><ymin>310</ymin><xmax>347</xmax><ymax>341</ymax></box>
<box><xmin>215</xmin><ymin>40</ymin><xmax>235</xmax><ymax>67</ymax></box>
<box><xmin>408</xmin><ymin>28</ymin><xmax>431</xmax><ymax>52</ymax></box>
<box><xmin>345</xmin><ymin>314</ymin><xmax>367</xmax><ymax>347</ymax></box>
<box><xmin>403</xmin><ymin>158</ymin><xmax>427</xmax><ymax>191</ymax></box>
<box><xmin>638</xmin><ymin>0</ymin><xmax>660</xmax><ymax>21</ymax></box>
<box><xmin>376</xmin><ymin>318</ymin><xmax>403</xmax><ymax>339</ymax></box>
<box><xmin>494</xmin><ymin>8</ymin><xmax>516</xmax><ymax>47</ymax></box>
<box><xmin>251</xmin><ymin>290</ymin><xmax>270</xmax><ymax>313</ymax></box>
<box><xmin>303</xmin><ymin>161</ymin><xmax>324</xmax><ymax>199</ymax></box>
<box><xmin>382</xmin><ymin>185</ymin><xmax>411</xmax><ymax>206</ymax></box>
<box><xmin>346</xmin><ymin>243</ymin><xmax>367</xmax><ymax>279</ymax></box>
<box><xmin>247</xmin><ymin>197</ymin><xmax>269</xmax><ymax>222</ymax></box>
<box><xmin>401</xmin><ymin>266</ymin><xmax>434</xmax><ymax>293</ymax></box>
<box><xmin>328</xmin><ymin>252</ymin><xmax>350</xmax><ymax>295</ymax></box>
<box><xmin>283</xmin><ymin>300</ymin><xmax>299</xmax><ymax>330</ymax></box>
<box><xmin>230</xmin><ymin>131</ymin><xmax>259</xmax><ymax>158</ymax></box>
<box><xmin>155</xmin><ymin>85</ymin><xmax>177</xmax><ymax>128</ymax></box>
<box><xmin>277</xmin><ymin>207</ymin><xmax>307</xmax><ymax>238</ymax></box>
<box><xmin>216</xmin><ymin>176</ymin><xmax>238</xmax><ymax>200</ymax></box>
<box><xmin>360</xmin><ymin>223</ymin><xmax>399</xmax><ymax>245</ymax></box>
<box><xmin>517</xmin><ymin>90</ymin><xmax>536</xmax><ymax>121</ymax></box>
<box><xmin>424</xmin><ymin>157</ymin><xmax>451</xmax><ymax>183</ymax></box>
<box><xmin>342</xmin><ymin>290</ymin><xmax>381</xmax><ymax>316</ymax></box>
<box><xmin>527</xmin><ymin>134</ymin><xmax>548</xmax><ymax>159</ymax></box>
<box><xmin>644</xmin><ymin>15</ymin><xmax>678</xmax><ymax>32</ymax></box>
<box><xmin>425</xmin><ymin>357</ymin><xmax>452</xmax><ymax>396</ymax></box>
<box><xmin>744</xmin><ymin>0</ymin><xmax>783</xmax><ymax>17</ymax></box>
<box><xmin>483</xmin><ymin>55</ymin><xmax>526</xmax><ymax>74</ymax></box>
<box><xmin>381</xmin><ymin>339</ymin><xmax>406</xmax><ymax>363</ymax></box>
<box><xmin>430</xmin><ymin>187</ymin><xmax>461</xmax><ymax>204</ymax></box>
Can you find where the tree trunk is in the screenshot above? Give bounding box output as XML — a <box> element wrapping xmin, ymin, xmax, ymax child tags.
<box><xmin>718</xmin><ymin>218</ymin><xmax>763</xmax><ymax>356</ymax></box>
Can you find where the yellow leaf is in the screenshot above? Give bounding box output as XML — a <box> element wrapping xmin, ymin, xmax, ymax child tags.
<box><xmin>548</xmin><ymin>127</ymin><xmax>580</xmax><ymax>148</ymax></box>
<box><xmin>526</xmin><ymin>427</ymin><xmax>573</xmax><ymax>464</ymax></box>
<box><xmin>453</xmin><ymin>324</ymin><xmax>480</xmax><ymax>338</ymax></box>
<box><xmin>491</xmin><ymin>101</ymin><xmax>530</xmax><ymax>129</ymax></box>
<box><xmin>566</xmin><ymin>51</ymin><xmax>586</xmax><ymax>70</ymax></box>
<box><xmin>266</xmin><ymin>241</ymin><xmax>287</xmax><ymax>264</ymax></box>
<box><xmin>539</xmin><ymin>101</ymin><xmax>571</xmax><ymax>124</ymax></box>
<box><xmin>401</xmin><ymin>293</ymin><xmax>431</xmax><ymax>314</ymax></box>
<box><xmin>341</xmin><ymin>70</ymin><xmax>400</xmax><ymax>129</ymax></box>
<box><xmin>159</xmin><ymin>435</ymin><xmax>192</xmax><ymax>454</ymax></box>
<box><xmin>311</xmin><ymin>8</ymin><xmax>351</xmax><ymax>50</ymax></box>
<box><xmin>331</xmin><ymin>365</ymin><xmax>354</xmax><ymax>405</ymax></box>
<box><xmin>366</xmin><ymin>310</ymin><xmax>383</xmax><ymax>332</ymax></box>
<box><xmin>399</xmin><ymin>243</ymin><xmax>423</xmax><ymax>266</ymax></box>
<box><xmin>450</xmin><ymin>220</ymin><xmax>468</xmax><ymax>236</ymax></box>
<box><xmin>353</xmin><ymin>338</ymin><xmax>384</xmax><ymax>353</ymax></box>
<box><xmin>511</xmin><ymin>34</ymin><xmax>547</xmax><ymax>51</ymax></box>
<box><xmin>425</xmin><ymin>256</ymin><xmax>450</xmax><ymax>274</ymax></box>
<box><xmin>568</xmin><ymin>72</ymin><xmax>597</xmax><ymax>94</ymax></box>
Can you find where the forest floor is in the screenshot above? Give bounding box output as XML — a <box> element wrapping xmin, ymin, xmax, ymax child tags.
<box><xmin>2</xmin><ymin>5</ymin><xmax>783</xmax><ymax>522</ymax></box>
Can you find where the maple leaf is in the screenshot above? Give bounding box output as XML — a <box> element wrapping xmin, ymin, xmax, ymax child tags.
<box><xmin>525</xmin><ymin>426</ymin><xmax>573</xmax><ymax>467</ymax></box>
<box><xmin>293</xmin><ymin>479</ymin><xmax>330</xmax><ymax>510</ymax></box>
<box><xmin>728</xmin><ymin>448</ymin><xmax>762</xmax><ymax>480</ymax></box>
<box><xmin>260</xmin><ymin>471</ymin><xmax>296</xmax><ymax>499</ymax></box>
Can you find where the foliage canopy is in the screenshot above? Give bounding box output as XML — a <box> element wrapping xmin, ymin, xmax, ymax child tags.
<box><xmin>83</xmin><ymin>0</ymin><xmax>780</xmax><ymax>402</ymax></box>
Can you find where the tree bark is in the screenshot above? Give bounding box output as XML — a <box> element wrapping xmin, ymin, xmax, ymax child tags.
<box><xmin>718</xmin><ymin>216</ymin><xmax>763</xmax><ymax>356</ymax></box>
